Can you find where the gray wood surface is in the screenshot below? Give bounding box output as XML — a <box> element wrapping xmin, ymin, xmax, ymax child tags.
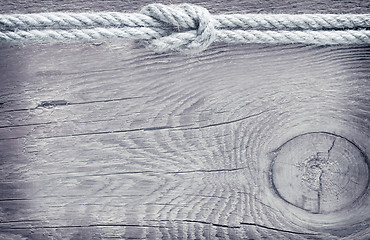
<box><xmin>0</xmin><ymin>1</ymin><xmax>369</xmax><ymax>239</ymax></box>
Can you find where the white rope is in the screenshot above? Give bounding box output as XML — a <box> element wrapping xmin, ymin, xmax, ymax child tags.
<box><xmin>148</xmin><ymin>30</ymin><xmax>370</xmax><ymax>53</ymax></box>
<box><xmin>1</xmin><ymin>7</ymin><xmax>369</xmax><ymax>31</ymax></box>
<box><xmin>0</xmin><ymin>27</ymin><xmax>166</xmax><ymax>42</ymax></box>
<box><xmin>1</xmin><ymin>3</ymin><xmax>369</xmax><ymax>54</ymax></box>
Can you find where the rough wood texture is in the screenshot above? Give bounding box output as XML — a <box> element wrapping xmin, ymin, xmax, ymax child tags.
<box><xmin>271</xmin><ymin>132</ymin><xmax>369</xmax><ymax>214</ymax></box>
<box><xmin>0</xmin><ymin>1</ymin><xmax>369</xmax><ymax>239</ymax></box>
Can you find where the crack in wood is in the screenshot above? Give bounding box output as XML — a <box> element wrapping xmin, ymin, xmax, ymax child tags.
<box><xmin>0</xmin><ymin>168</ymin><xmax>246</xmax><ymax>184</ymax></box>
<box><xmin>0</xmin><ymin>194</ymin><xmax>148</xmax><ymax>202</ymax></box>
<box><xmin>0</xmin><ymin>220</ymin><xmax>42</xmax><ymax>223</ymax></box>
<box><xmin>240</xmin><ymin>222</ymin><xmax>320</xmax><ymax>235</ymax></box>
<box><xmin>182</xmin><ymin>110</ymin><xmax>271</xmax><ymax>130</ymax></box>
<box><xmin>37</xmin><ymin>97</ymin><xmax>147</xmax><ymax>108</ymax></box>
<box><xmin>146</xmin><ymin>219</ymin><xmax>319</xmax><ymax>235</ymax></box>
<box><xmin>0</xmin><ymin>224</ymin><xmax>167</xmax><ymax>230</ymax></box>
<box><xmin>0</xmin><ymin>96</ymin><xmax>146</xmax><ymax>113</ymax></box>
<box><xmin>0</xmin><ymin>121</ymin><xmax>54</xmax><ymax>129</ymax></box>
<box><xmin>38</xmin><ymin>100</ymin><xmax>68</xmax><ymax>108</ymax></box>
<box><xmin>0</xmin><ymin>111</ymin><xmax>268</xmax><ymax>140</ymax></box>
<box><xmin>327</xmin><ymin>138</ymin><xmax>337</xmax><ymax>155</ymax></box>
<box><xmin>166</xmin><ymin>167</ymin><xmax>246</xmax><ymax>174</ymax></box>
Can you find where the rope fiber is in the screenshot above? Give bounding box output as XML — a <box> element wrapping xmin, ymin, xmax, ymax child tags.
<box><xmin>1</xmin><ymin>3</ymin><xmax>369</xmax><ymax>54</ymax></box>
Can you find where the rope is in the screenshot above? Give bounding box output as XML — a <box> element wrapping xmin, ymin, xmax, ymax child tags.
<box><xmin>1</xmin><ymin>7</ymin><xmax>370</xmax><ymax>31</ymax></box>
<box><xmin>1</xmin><ymin>3</ymin><xmax>369</xmax><ymax>54</ymax></box>
<box><xmin>0</xmin><ymin>27</ymin><xmax>166</xmax><ymax>42</ymax></box>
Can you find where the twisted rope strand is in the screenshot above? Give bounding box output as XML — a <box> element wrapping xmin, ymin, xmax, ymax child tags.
<box><xmin>1</xmin><ymin>11</ymin><xmax>369</xmax><ymax>31</ymax></box>
<box><xmin>2</xmin><ymin>28</ymin><xmax>368</xmax><ymax>45</ymax></box>
<box><xmin>143</xmin><ymin>29</ymin><xmax>370</xmax><ymax>52</ymax></box>
<box><xmin>141</xmin><ymin>4</ymin><xmax>370</xmax><ymax>31</ymax></box>
<box><xmin>215</xmin><ymin>14</ymin><xmax>370</xmax><ymax>30</ymax></box>
<box><xmin>0</xmin><ymin>12</ymin><xmax>164</xmax><ymax>30</ymax></box>
<box><xmin>0</xmin><ymin>27</ymin><xmax>166</xmax><ymax>42</ymax></box>
<box><xmin>1</xmin><ymin>3</ymin><xmax>369</xmax><ymax>54</ymax></box>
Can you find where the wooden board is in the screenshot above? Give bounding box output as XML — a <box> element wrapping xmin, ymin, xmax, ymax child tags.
<box><xmin>0</xmin><ymin>1</ymin><xmax>369</xmax><ymax>239</ymax></box>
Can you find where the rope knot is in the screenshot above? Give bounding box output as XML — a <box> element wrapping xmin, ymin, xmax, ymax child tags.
<box><xmin>141</xmin><ymin>3</ymin><xmax>216</xmax><ymax>54</ymax></box>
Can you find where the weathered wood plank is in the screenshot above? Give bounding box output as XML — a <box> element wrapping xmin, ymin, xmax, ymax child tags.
<box><xmin>0</xmin><ymin>0</ymin><xmax>369</xmax><ymax>239</ymax></box>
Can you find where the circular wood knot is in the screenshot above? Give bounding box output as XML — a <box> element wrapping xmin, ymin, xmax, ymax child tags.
<box><xmin>270</xmin><ymin>132</ymin><xmax>369</xmax><ymax>214</ymax></box>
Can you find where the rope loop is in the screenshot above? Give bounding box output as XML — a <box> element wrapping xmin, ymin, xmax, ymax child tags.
<box><xmin>141</xmin><ymin>3</ymin><xmax>216</xmax><ymax>54</ymax></box>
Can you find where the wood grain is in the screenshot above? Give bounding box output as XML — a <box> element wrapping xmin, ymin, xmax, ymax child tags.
<box><xmin>271</xmin><ymin>132</ymin><xmax>369</xmax><ymax>214</ymax></box>
<box><xmin>0</xmin><ymin>1</ymin><xmax>369</xmax><ymax>239</ymax></box>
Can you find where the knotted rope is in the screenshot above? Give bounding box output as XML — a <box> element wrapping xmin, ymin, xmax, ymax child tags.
<box><xmin>1</xmin><ymin>3</ymin><xmax>369</xmax><ymax>54</ymax></box>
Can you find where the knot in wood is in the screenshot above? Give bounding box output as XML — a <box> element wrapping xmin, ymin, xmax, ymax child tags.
<box><xmin>300</xmin><ymin>154</ymin><xmax>328</xmax><ymax>192</ymax></box>
<box><xmin>141</xmin><ymin>3</ymin><xmax>216</xmax><ymax>54</ymax></box>
<box><xmin>270</xmin><ymin>132</ymin><xmax>369</xmax><ymax>214</ymax></box>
